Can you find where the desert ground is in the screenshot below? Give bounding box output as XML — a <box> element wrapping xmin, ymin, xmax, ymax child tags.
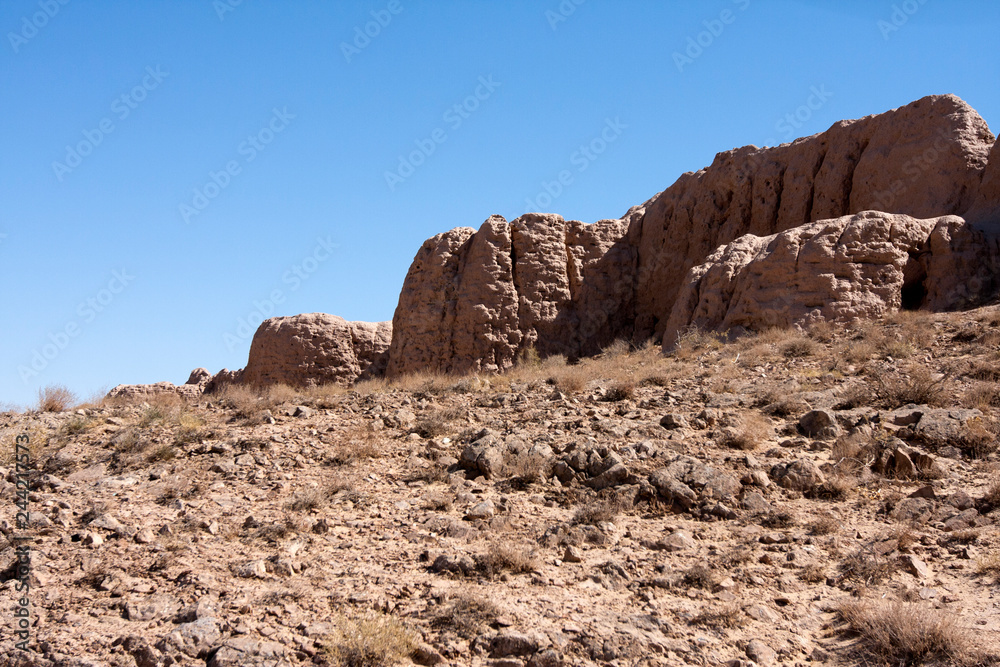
<box><xmin>2</xmin><ymin>307</ymin><xmax>999</xmax><ymax>667</ymax></box>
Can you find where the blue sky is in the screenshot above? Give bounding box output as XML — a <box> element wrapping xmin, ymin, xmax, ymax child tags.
<box><xmin>1</xmin><ymin>0</ymin><xmax>998</xmax><ymax>408</ymax></box>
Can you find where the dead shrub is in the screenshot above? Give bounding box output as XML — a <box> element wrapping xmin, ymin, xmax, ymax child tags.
<box><xmin>870</xmin><ymin>368</ymin><xmax>948</xmax><ymax>409</ymax></box>
<box><xmin>328</xmin><ymin>423</ymin><xmax>383</xmax><ymax>465</ymax></box>
<box><xmin>835</xmin><ymin>600</ymin><xmax>976</xmax><ymax>667</ymax></box>
<box><xmin>840</xmin><ymin>544</ymin><xmax>895</xmax><ymax>586</ymax></box>
<box><xmin>671</xmin><ymin>326</ymin><xmax>725</xmax><ymax>359</ymax></box>
<box><xmin>780</xmin><ymin>337</ymin><xmax>816</xmax><ymax>359</ymax></box>
<box><xmin>688</xmin><ymin>604</ymin><xmax>745</xmax><ymax>629</ymax></box>
<box><xmin>572</xmin><ymin>497</ymin><xmax>622</xmax><ymax>526</ymax></box>
<box><xmin>431</xmin><ymin>593</ymin><xmax>501</xmax><ymax>639</ymax></box>
<box><xmin>978</xmin><ymin>480</ymin><xmax>1000</xmax><ymax>513</ymax></box>
<box><xmin>760</xmin><ymin>510</ymin><xmax>797</xmax><ymax>529</ymax></box>
<box><xmin>322</xmin><ymin>611</ymin><xmax>417</xmax><ymax>667</ymax></box>
<box><xmin>682</xmin><ymin>564</ymin><xmax>718</xmax><ymax>590</ymax></box>
<box><xmin>475</xmin><ymin>543</ymin><xmax>538</xmax><ymax>578</ymax></box>
<box><xmin>286</xmin><ymin>488</ymin><xmax>327</xmax><ymax>512</ymax></box>
<box><xmin>719</xmin><ymin>412</ymin><xmax>771</xmax><ymax>451</ymax></box>
<box><xmin>798</xmin><ymin>563</ymin><xmax>827</xmax><ymax>583</ymax></box>
<box><xmin>147</xmin><ymin>444</ymin><xmax>177</xmax><ymax>462</ymax></box>
<box><xmin>963</xmin><ymin>382</ymin><xmax>1000</xmax><ymax>409</ymax></box>
<box><xmin>976</xmin><ymin>552</ymin><xmax>1000</xmax><ymax>577</ymax></box>
<box><xmin>37</xmin><ymin>385</ymin><xmax>76</xmax><ymax>412</ymax></box>
<box><xmin>604</xmin><ymin>379</ymin><xmax>636</xmax><ymax>402</ymax></box>
<box><xmin>833</xmin><ymin>383</ymin><xmax>875</xmax><ymax>410</ymax></box>
<box><xmin>809</xmin><ymin>513</ymin><xmax>841</xmax><ymax>536</ymax></box>
<box><xmin>216</xmin><ymin>384</ymin><xmax>274</xmax><ymax>424</ymax></box>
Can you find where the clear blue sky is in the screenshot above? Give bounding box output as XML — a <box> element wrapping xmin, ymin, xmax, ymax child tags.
<box><xmin>2</xmin><ymin>0</ymin><xmax>998</xmax><ymax>408</ymax></box>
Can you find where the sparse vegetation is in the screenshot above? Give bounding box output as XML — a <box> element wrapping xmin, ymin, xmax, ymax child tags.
<box><xmin>475</xmin><ymin>543</ymin><xmax>538</xmax><ymax>577</ymax></box>
<box><xmin>835</xmin><ymin>600</ymin><xmax>976</xmax><ymax>667</ymax></box>
<box><xmin>322</xmin><ymin>611</ymin><xmax>417</xmax><ymax>667</ymax></box>
<box><xmin>37</xmin><ymin>385</ymin><xmax>76</xmax><ymax>412</ymax></box>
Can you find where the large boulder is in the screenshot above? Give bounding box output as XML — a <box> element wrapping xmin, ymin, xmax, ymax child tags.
<box><xmin>385</xmin><ymin>211</ymin><xmax>638</xmax><ymax>377</ymax></box>
<box><xmin>663</xmin><ymin>212</ymin><xmax>997</xmax><ymax>347</ymax></box>
<box><xmin>242</xmin><ymin>313</ymin><xmax>391</xmax><ymax>387</ymax></box>
<box><xmin>633</xmin><ymin>93</ymin><xmax>994</xmax><ymax>340</ymax></box>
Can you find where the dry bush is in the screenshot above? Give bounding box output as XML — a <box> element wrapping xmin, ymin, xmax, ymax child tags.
<box><xmin>37</xmin><ymin>385</ymin><xmax>76</xmax><ymax>412</ymax></box>
<box><xmin>979</xmin><ymin>480</ymin><xmax>1000</xmax><ymax>514</ymax></box>
<box><xmin>840</xmin><ymin>545</ymin><xmax>895</xmax><ymax>586</ymax></box>
<box><xmin>216</xmin><ymin>384</ymin><xmax>274</xmax><ymax>423</ymax></box>
<box><xmin>572</xmin><ymin>497</ymin><xmax>622</xmax><ymax>526</ymax></box>
<box><xmin>954</xmin><ymin>418</ymin><xmax>1000</xmax><ymax>460</ymax></box>
<box><xmin>835</xmin><ymin>600</ymin><xmax>976</xmax><ymax>667</ymax></box>
<box><xmin>810</xmin><ymin>513</ymin><xmax>841</xmax><ymax>536</ymax></box>
<box><xmin>807</xmin><ymin>319</ymin><xmax>837</xmax><ymax>343</ymax></box>
<box><xmin>976</xmin><ymin>552</ymin><xmax>1000</xmax><ymax>577</ymax></box>
<box><xmin>870</xmin><ymin>368</ymin><xmax>948</xmax><ymax>409</ymax></box>
<box><xmin>173</xmin><ymin>412</ymin><xmax>206</xmax><ymax>445</ymax></box>
<box><xmin>780</xmin><ymin>336</ymin><xmax>817</xmax><ymax>359</ymax></box>
<box><xmin>719</xmin><ymin>412</ymin><xmax>772</xmax><ymax>451</ymax></box>
<box><xmin>413</xmin><ymin>407</ymin><xmax>464</xmax><ymax>438</ymax></box>
<box><xmin>963</xmin><ymin>382</ymin><xmax>1000</xmax><ymax>409</ymax></box>
<box><xmin>670</xmin><ymin>326</ymin><xmax>725</xmax><ymax>359</ymax></box>
<box><xmin>263</xmin><ymin>383</ymin><xmax>302</xmax><ymax>405</ymax></box>
<box><xmin>328</xmin><ymin>423</ymin><xmax>383</xmax><ymax>465</ymax></box>
<box><xmin>62</xmin><ymin>416</ymin><xmax>96</xmax><ymax>435</ymax></box>
<box><xmin>475</xmin><ymin>543</ymin><xmax>538</xmax><ymax>577</ymax></box>
<box><xmin>604</xmin><ymin>379</ymin><xmax>636</xmax><ymax>402</ymax></box>
<box><xmin>798</xmin><ymin>563</ymin><xmax>827</xmax><ymax>583</ymax></box>
<box><xmin>840</xmin><ymin>339</ymin><xmax>879</xmax><ymax>364</ymax></box>
<box><xmin>111</xmin><ymin>427</ymin><xmax>146</xmax><ymax>455</ymax></box>
<box><xmin>549</xmin><ymin>365</ymin><xmax>588</xmax><ymax>394</ymax></box>
<box><xmin>682</xmin><ymin>564</ymin><xmax>718</xmax><ymax>590</ymax></box>
<box><xmin>147</xmin><ymin>444</ymin><xmax>177</xmax><ymax>462</ymax></box>
<box><xmin>502</xmin><ymin>449</ymin><xmax>553</xmax><ymax>483</ymax></box>
<box><xmin>968</xmin><ymin>360</ymin><xmax>1000</xmax><ymax>382</ymax></box>
<box><xmin>431</xmin><ymin>593</ymin><xmax>501</xmax><ymax>639</ymax></box>
<box><xmin>322</xmin><ymin>611</ymin><xmax>417</xmax><ymax>667</ymax></box>
<box><xmin>688</xmin><ymin>604</ymin><xmax>746</xmax><ymax>629</ymax></box>
<box><xmin>286</xmin><ymin>487</ymin><xmax>327</xmax><ymax>512</ymax></box>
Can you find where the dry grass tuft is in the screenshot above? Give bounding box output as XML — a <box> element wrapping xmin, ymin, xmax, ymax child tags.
<box><xmin>431</xmin><ymin>593</ymin><xmax>501</xmax><ymax>639</ymax></box>
<box><xmin>604</xmin><ymin>379</ymin><xmax>636</xmax><ymax>402</ymax></box>
<box><xmin>286</xmin><ymin>487</ymin><xmax>328</xmax><ymax>512</ymax></box>
<box><xmin>322</xmin><ymin>611</ymin><xmax>417</xmax><ymax>667</ymax></box>
<box><xmin>475</xmin><ymin>543</ymin><xmax>538</xmax><ymax>578</ymax></box>
<box><xmin>689</xmin><ymin>604</ymin><xmax>746</xmax><ymax>629</ymax></box>
<box><xmin>37</xmin><ymin>385</ymin><xmax>76</xmax><ymax>412</ymax></box>
<box><xmin>572</xmin><ymin>497</ymin><xmax>623</xmax><ymax>526</ymax></box>
<box><xmin>328</xmin><ymin>423</ymin><xmax>383</xmax><ymax>465</ymax></box>
<box><xmin>809</xmin><ymin>513</ymin><xmax>840</xmax><ymax>536</ymax></box>
<box><xmin>979</xmin><ymin>481</ymin><xmax>1000</xmax><ymax>514</ymax></box>
<box><xmin>835</xmin><ymin>599</ymin><xmax>976</xmax><ymax>667</ymax></box>
<box><xmin>780</xmin><ymin>336</ymin><xmax>817</xmax><ymax>359</ymax></box>
<box><xmin>870</xmin><ymin>367</ymin><xmax>948</xmax><ymax>409</ymax></box>
<box><xmin>682</xmin><ymin>564</ymin><xmax>718</xmax><ymax>590</ymax></box>
<box><xmin>719</xmin><ymin>412</ymin><xmax>772</xmax><ymax>451</ymax></box>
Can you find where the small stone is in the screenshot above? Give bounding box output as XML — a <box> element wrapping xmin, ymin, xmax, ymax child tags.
<box><xmin>909</xmin><ymin>485</ymin><xmax>936</xmax><ymax>499</ymax></box>
<box><xmin>746</xmin><ymin>639</ymin><xmax>777</xmax><ymax>666</ymax></box>
<box><xmin>292</xmin><ymin>405</ymin><xmax>313</xmax><ymax>418</ymax></box>
<box><xmin>660</xmin><ymin>530</ymin><xmax>696</xmax><ymax>552</ymax></box>
<box><xmin>563</xmin><ymin>546</ymin><xmax>583</xmax><ymax>563</ymax></box>
<box><xmin>82</xmin><ymin>531</ymin><xmax>104</xmax><ymax>547</ymax></box>
<box><xmin>467</xmin><ymin>500</ymin><xmax>496</xmax><ymax>520</ymax></box>
<box><xmin>901</xmin><ymin>554</ymin><xmax>929</xmax><ymax>579</ymax></box>
<box><xmin>134</xmin><ymin>528</ymin><xmax>156</xmax><ymax>544</ymax></box>
<box><xmin>660</xmin><ymin>413</ymin><xmax>688</xmax><ymax>430</ymax></box>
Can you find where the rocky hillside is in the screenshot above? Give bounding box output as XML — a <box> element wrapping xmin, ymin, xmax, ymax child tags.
<box><xmin>4</xmin><ymin>306</ymin><xmax>1000</xmax><ymax>666</ymax></box>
